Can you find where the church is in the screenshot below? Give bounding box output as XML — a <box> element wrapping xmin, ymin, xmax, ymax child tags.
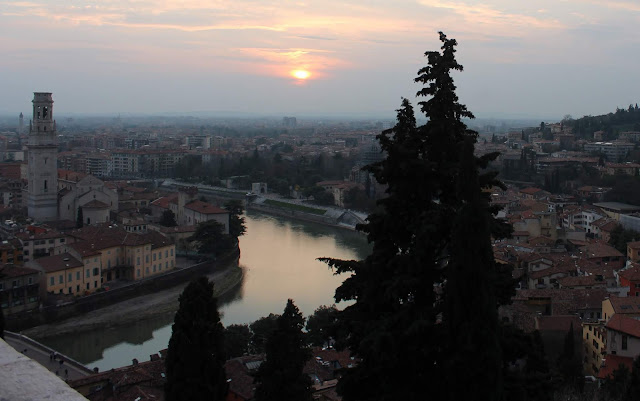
<box><xmin>26</xmin><ymin>92</ymin><xmax>118</xmax><ymax>224</ymax></box>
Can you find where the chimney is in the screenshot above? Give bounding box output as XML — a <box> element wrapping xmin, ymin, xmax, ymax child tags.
<box><xmin>132</xmin><ymin>358</ymin><xmax>138</xmax><ymax>365</ymax></box>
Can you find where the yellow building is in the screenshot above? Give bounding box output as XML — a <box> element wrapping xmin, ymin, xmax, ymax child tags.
<box><xmin>583</xmin><ymin>321</ymin><xmax>607</xmax><ymax>376</ymax></box>
<box><xmin>28</xmin><ymin>252</ymin><xmax>97</xmax><ymax>295</ymax></box>
<box><xmin>56</xmin><ymin>224</ymin><xmax>176</xmax><ymax>284</ymax></box>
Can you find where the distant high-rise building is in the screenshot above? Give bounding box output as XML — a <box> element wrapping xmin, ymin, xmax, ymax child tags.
<box><xmin>27</xmin><ymin>92</ymin><xmax>58</xmax><ymax>221</ymax></box>
<box><xmin>283</xmin><ymin>117</ymin><xmax>297</xmax><ymax>128</ymax></box>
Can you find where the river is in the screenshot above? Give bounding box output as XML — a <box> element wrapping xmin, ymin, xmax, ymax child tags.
<box><xmin>38</xmin><ymin>211</ymin><xmax>371</xmax><ymax>371</ymax></box>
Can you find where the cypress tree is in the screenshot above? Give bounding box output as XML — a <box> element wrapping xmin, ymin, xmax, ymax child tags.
<box><xmin>165</xmin><ymin>277</ymin><xmax>227</xmax><ymax>401</ymax></box>
<box><xmin>443</xmin><ymin>137</ymin><xmax>503</xmax><ymax>399</ymax></box>
<box><xmin>254</xmin><ymin>299</ymin><xmax>312</xmax><ymax>401</ymax></box>
<box><xmin>320</xmin><ymin>32</ymin><xmax>511</xmax><ymax>401</ymax></box>
<box><xmin>76</xmin><ymin>206</ymin><xmax>84</xmax><ymax>228</ymax></box>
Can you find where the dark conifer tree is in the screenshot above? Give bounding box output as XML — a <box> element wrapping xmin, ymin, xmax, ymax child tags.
<box><xmin>444</xmin><ymin>137</ymin><xmax>503</xmax><ymax>399</ymax></box>
<box><xmin>320</xmin><ymin>32</ymin><xmax>511</xmax><ymax>401</ymax></box>
<box><xmin>557</xmin><ymin>323</ymin><xmax>583</xmax><ymax>393</ymax></box>
<box><xmin>76</xmin><ymin>206</ymin><xmax>83</xmax><ymax>228</ymax></box>
<box><xmin>159</xmin><ymin>210</ymin><xmax>178</xmax><ymax>227</ymax></box>
<box><xmin>254</xmin><ymin>299</ymin><xmax>312</xmax><ymax>401</ymax></box>
<box><xmin>165</xmin><ymin>277</ymin><xmax>227</xmax><ymax>401</ymax></box>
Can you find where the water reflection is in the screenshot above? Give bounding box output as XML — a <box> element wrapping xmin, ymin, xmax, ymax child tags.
<box><xmin>38</xmin><ymin>211</ymin><xmax>371</xmax><ymax>370</ymax></box>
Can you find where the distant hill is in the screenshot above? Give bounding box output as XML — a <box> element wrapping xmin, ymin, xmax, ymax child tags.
<box><xmin>566</xmin><ymin>104</ymin><xmax>640</xmax><ymax>140</ymax></box>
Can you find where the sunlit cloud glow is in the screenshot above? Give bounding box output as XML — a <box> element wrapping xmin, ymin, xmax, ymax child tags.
<box><xmin>1</xmin><ymin>0</ymin><xmax>639</xmax><ymax>117</ymax></box>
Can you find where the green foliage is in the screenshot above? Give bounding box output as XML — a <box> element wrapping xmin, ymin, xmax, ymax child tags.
<box><xmin>254</xmin><ymin>299</ymin><xmax>313</xmax><ymax>401</ymax></box>
<box><xmin>602</xmin><ymin>363</ymin><xmax>631</xmax><ymax>401</ymax></box>
<box><xmin>223</xmin><ymin>200</ymin><xmax>246</xmax><ymax>238</ymax></box>
<box><xmin>602</xmin><ymin>355</ymin><xmax>640</xmax><ymax>401</ymax></box>
<box><xmin>302</xmin><ymin>186</ymin><xmax>334</xmax><ymax>206</ymax></box>
<box><xmin>188</xmin><ymin>220</ymin><xmax>234</xmax><ymax>256</ymax></box>
<box><xmin>159</xmin><ymin>209</ymin><xmax>177</xmax><ymax>227</ymax></box>
<box><xmin>609</xmin><ymin>224</ymin><xmax>640</xmax><ymax>255</ymax></box>
<box><xmin>249</xmin><ymin>313</ymin><xmax>279</xmax><ymax>354</ymax></box>
<box><xmin>305</xmin><ymin>304</ymin><xmax>339</xmax><ymax>346</ymax></box>
<box><xmin>76</xmin><ymin>206</ymin><xmax>83</xmax><ymax>228</ymax></box>
<box><xmin>165</xmin><ymin>277</ymin><xmax>227</xmax><ymax>401</ymax></box>
<box><xmin>320</xmin><ymin>32</ymin><xmax>511</xmax><ymax>401</ymax></box>
<box><xmin>566</xmin><ymin>104</ymin><xmax>640</xmax><ymax>140</ymax></box>
<box><xmin>342</xmin><ymin>186</ymin><xmax>375</xmax><ymax>213</ymax></box>
<box><xmin>224</xmin><ymin>324</ymin><xmax>251</xmax><ymax>359</ymax></box>
<box><xmin>263</xmin><ymin>199</ymin><xmax>326</xmax><ymax>215</ymax></box>
<box><xmin>501</xmin><ymin>328</ymin><xmax>554</xmax><ymax>401</ymax></box>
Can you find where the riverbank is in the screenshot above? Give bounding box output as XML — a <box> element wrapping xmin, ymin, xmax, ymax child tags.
<box><xmin>23</xmin><ymin>263</ymin><xmax>244</xmax><ymax>339</ymax></box>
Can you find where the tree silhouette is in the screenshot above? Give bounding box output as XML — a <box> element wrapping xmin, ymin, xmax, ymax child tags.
<box><xmin>320</xmin><ymin>32</ymin><xmax>511</xmax><ymax>401</ymax></box>
<box><xmin>165</xmin><ymin>277</ymin><xmax>227</xmax><ymax>401</ymax></box>
<box><xmin>254</xmin><ymin>299</ymin><xmax>312</xmax><ymax>401</ymax></box>
<box><xmin>76</xmin><ymin>206</ymin><xmax>83</xmax><ymax>228</ymax></box>
<box><xmin>159</xmin><ymin>210</ymin><xmax>177</xmax><ymax>227</ymax></box>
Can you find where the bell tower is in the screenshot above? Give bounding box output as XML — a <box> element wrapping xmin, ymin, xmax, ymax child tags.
<box><xmin>27</xmin><ymin>92</ymin><xmax>58</xmax><ymax>221</ymax></box>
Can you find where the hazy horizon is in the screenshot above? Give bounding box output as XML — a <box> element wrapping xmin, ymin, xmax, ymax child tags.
<box><xmin>2</xmin><ymin>1</ymin><xmax>639</xmax><ymax>118</ymax></box>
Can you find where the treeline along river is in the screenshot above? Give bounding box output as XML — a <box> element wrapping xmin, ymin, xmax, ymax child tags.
<box><xmin>37</xmin><ymin>211</ymin><xmax>371</xmax><ymax>371</ymax></box>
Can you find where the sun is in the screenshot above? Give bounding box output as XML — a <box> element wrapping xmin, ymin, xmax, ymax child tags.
<box><xmin>291</xmin><ymin>70</ymin><xmax>311</xmax><ymax>80</ymax></box>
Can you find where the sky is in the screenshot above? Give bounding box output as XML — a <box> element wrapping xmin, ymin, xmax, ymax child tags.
<box><xmin>1</xmin><ymin>0</ymin><xmax>640</xmax><ymax>119</ymax></box>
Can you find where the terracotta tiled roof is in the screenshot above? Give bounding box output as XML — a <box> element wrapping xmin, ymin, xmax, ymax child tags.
<box><xmin>535</xmin><ymin>315</ymin><xmax>581</xmax><ymax>332</ymax></box>
<box><xmin>58</xmin><ymin>169</ymin><xmax>87</xmax><ymax>182</ymax></box>
<box><xmin>32</xmin><ymin>253</ymin><xmax>83</xmax><ymax>273</ymax></box>
<box><xmin>619</xmin><ymin>266</ymin><xmax>640</xmax><ymax>281</ymax></box>
<box><xmin>81</xmin><ymin>199</ymin><xmax>110</xmax><ymax>209</ymax></box>
<box><xmin>627</xmin><ymin>241</ymin><xmax>640</xmax><ymax>250</ymax></box>
<box><xmin>184</xmin><ymin>200</ymin><xmax>227</xmax><ymax>215</ymax></box>
<box><xmin>520</xmin><ymin>187</ymin><xmax>543</xmax><ymax>195</ymax></box>
<box><xmin>607</xmin><ymin>296</ymin><xmax>640</xmax><ymax>315</ymax></box>
<box><xmin>0</xmin><ymin>264</ymin><xmax>40</xmax><ymax>278</ymax></box>
<box><xmin>606</xmin><ymin>313</ymin><xmax>640</xmax><ymax>338</ymax></box>
<box><xmin>578</xmin><ymin>241</ymin><xmax>624</xmax><ymax>259</ymax></box>
<box><xmin>557</xmin><ymin>275</ymin><xmax>606</xmax><ymax>288</ymax></box>
<box><xmin>598</xmin><ymin>354</ymin><xmax>634</xmax><ymax>380</ymax></box>
<box><xmin>150</xmin><ymin>194</ymin><xmax>178</xmax><ymax>209</ymax></box>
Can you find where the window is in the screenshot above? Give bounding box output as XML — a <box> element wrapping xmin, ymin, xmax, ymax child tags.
<box><xmin>146</xmin><ymin>255</ymin><xmax>149</xmax><ymax>263</ymax></box>
<box><xmin>50</xmin><ymin>277</ymin><xmax>54</xmax><ymax>286</ymax></box>
<box><xmin>159</xmin><ymin>252</ymin><xmax>162</xmax><ymax>260</ymax></box>
<box><xmin>623</xmin><ymin>335</ymin><xmax>628</xmax><ymax>350</ymax></box>
<box><xmin>94</xmin><ymin>281</ymin><xmax>98</xmax><ymax>288</ymax></box>
<box><xmin>68</xmin><ymin>287</ymin><xmax>72</xmax><ymax>294</ymax></box>
<box><xmin>28</xmin><ymin>277</ymin><xmax>33</xmax><ymax>285</ymax></box>
<box><xmin>146</xmin><ymin>267</ymin><xmax>149</xmax><ymax>274</ymax></box>
<box><xmin>153</xmin><ymin>254</ymin><xmax>156</xmax><ymax>261</ymax></box>
<box><xmin>60</xmin><ymin>238</ymin><xmax>65</xmax><ymax>243</ymax></box>
<box><xmin>137</xmin><ymin>269</ymin><xmax>140</xmax><ymax>278</ymax></box>
<box><xmin>86</xmin><ymin>283</ymin><xmax>89</xmax><ymax>290</ymax></box>
<box><xmin>59</xmin><ymin>275</ymin><xmax>63</xmax><ymax>284</ymax></box>
<box><xmin>171</xmin><ymin>249</ymin><xmax>174</xmax><ymax>256</ymax></box>
<box><xmin>93</xmin><ymin>268</ymin><xmax>99</xmax><ymax>276</ymax></box>
<box><xmin>137</xmin><ymin>257</ymin><xmax>140</xmax><ymax>266</ymax></box>
<box><xmin>165</xmin><ymin>250</ymin><xmax>168</xmax><ymax>258</ymax></box>
<box><xmin>86</xmin><ymin>269</ymin><xmax>90</xmax><ymax>278</ymax></box>
<box><xmin>68</xmin><ymin>273</ymin><xmax>72</xmax><ymax>282</ymax></box>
